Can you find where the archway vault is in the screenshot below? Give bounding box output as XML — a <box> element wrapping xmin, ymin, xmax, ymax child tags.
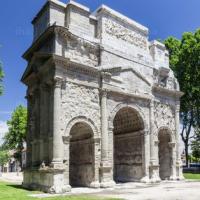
<box><xmin>113</xmin><ymin>106</ymin><xmax>145</xmax><ymax>182</ymax></box>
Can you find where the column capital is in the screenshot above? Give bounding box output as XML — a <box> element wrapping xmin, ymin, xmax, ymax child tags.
<box><xmin>40</xmin><ymin>82</ymin><xmax>50</xmax><ymax>91</ymax></box>
<box><xmin>150</xmin><ymin>99</ymin><xmax>154</xmax><ymax>108</ymax></box>
<box><xmin>62</xmin><ymin>135</ymin><xmax>71</xmax><ymax>144</ymax></box>
<box><xmin>175</xmin><ymin>104</ymin><xmax>180</xmax><ymax>112</ymax></box>
<box><xmin>53</xmin><ymin>76</ymin><xmax>64</xmax><ymax>88</ymax></box>
<box><xmin>100</xmin><ymin>89</ymin><xmax>108</xmax><ymax>98</ymax></box>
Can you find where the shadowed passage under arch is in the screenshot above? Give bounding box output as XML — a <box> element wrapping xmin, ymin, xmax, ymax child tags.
<box><xmin>69</xmin><ymin>122</ymin><xmax>95</xmax><ymax>187</ymax></box>
<box><xmin>158</xmin><ymin>128</ymin><xmax>172</xmax><ymax>180</ymax></box>
<box><xmin>113</xmin><ymin>107</ymin><xmax>145</xmax><ymax>182</ymax></box>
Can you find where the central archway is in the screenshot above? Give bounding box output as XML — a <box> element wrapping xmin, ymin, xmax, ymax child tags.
<box><xmin>113</xmin><ymin>107</ymin><xmax>145</xmax><ymax>182</ymax></box>
<box><xmin>69</xmin><ymin>122</ymin><xmax>95</xmax><ymax>187</ymax></box>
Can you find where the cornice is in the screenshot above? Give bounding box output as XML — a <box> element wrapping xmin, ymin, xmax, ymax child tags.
<box><xmin>152</xmin><ymin>85</ymin><xmax>184</xmax><ymax>99</ymax></box>
<box><xmin>23</xmin><ymin>25</ymin><xmax>100</xmax><ymax>61</ymax></box>
<box><xmin>94</xmin><ymin>4</ymin><xmax>148</xmax><ymax>36</ymax></box>
<box><xmin>23</xmin><ymin>26</ymin><xmax>55</xmax><ymax>61</ymax></box>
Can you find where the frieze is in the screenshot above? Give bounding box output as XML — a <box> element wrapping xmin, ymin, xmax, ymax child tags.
<box><xmin>104</xmin><ymin>19</ymin><xmax>147</xmax><ymax>50</ymax></box>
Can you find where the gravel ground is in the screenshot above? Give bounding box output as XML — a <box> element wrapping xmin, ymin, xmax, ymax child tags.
<box><xmin>1</xmin><ymin>173</ymin><xmax>200</xmax><ymax>200</ymax></box>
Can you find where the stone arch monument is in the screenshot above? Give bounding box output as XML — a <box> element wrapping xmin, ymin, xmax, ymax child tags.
<box><xmin>22</xmin><ymin>0</ymin><xmax>184</xmax><ymax>193</ymax></box>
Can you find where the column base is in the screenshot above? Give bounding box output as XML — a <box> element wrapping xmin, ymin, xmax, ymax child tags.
<box><xmin>140</xmin><ymin>176</ymin><xmax>150</xmax><ymax>183</ymax></box>
<box><xmin>90</xmin><ymin>181</ymin><xmax>100</xmax><ymax>188</ymax></box>
<box><xmin>100</xmin><ymin>180</ymin><xmax>116</xmax><ymax>188</ymax></box>
<box><xmin>100</xmin><ymin>161</ymin><xmax>115</xmax><ymax>188</ymax></box>
<box><xmin>176</xmin><ymin>160</ymin><xmax>185</xmax><ymax>180</ymax></box>
<box><xmin>49</xmin><ymin>184</ymin><xmax>71</xmax><ymax>194</ymax></box>
<box><xmin>169</xmin><ymin>175</ymin><xmax>177</xmax><ymax>181</ymax></box>
<box><xmin>50</xmin><ymin>161</ymin><xmax>64</xmax><ymax>170</ymax></box>
<box><xmin>150</xmin><ymin>173</ymin><xmax>161</xmax><ymax>183</ymax></box>
<box><xmin>149</xmin><ymin>161</ymin><xmax>161</xmax><ymax>183</ymax></box>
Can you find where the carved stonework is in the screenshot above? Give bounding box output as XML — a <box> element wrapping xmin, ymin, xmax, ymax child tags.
<box><xmin>22</xmin><ymin>0</ymin><xmax>183</xmax><ymax>193</ymax></box>
<box><xmin>104</xmin><ymin>19</ymin><xmax>147</xmax><ymax>50</ymax></box>
<box><xmin>154</xmin><ymin>102</ymin><xmax>175</xmax><ymax>131</ymax></box>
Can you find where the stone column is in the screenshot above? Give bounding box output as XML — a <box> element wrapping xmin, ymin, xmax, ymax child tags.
<box><xmin>25</xmin><ymin>93</ymin><xmax>32</xmax><ymax>169</ymax></box>
<box><xmin>169</xmin><ymin>142</ymin><xmax>177</xmax><ymax>180</ymax></box>
<box><xmin>39</xmin><ymin>85</ymin><xmax>44</xmax><ymax>165</ymax></box>
<box><xmin>175</xmin><ymin>103</ymin><xmax>184</xmax><ymax>180</ymax></box>
<box><xmin>62</xmin><ymin>136</ymin><xmax>71</xmax><ymax>191</ymax></box>
<box><xmin>100</xmin><ymin>90</ymin><xmax>115</xmax><ymax>188</ymax></box>
<box><xmin>101</xmin><ymin>90</ymin><xmax>108</xmax><ymax>162</ymax></box>
<box><xmin>90</xmin><ymin>138</ymin><xmax>101</xmax><ymax>188</ymax></box>
<box><xmin>149</xmin><ymin>100</ymin><xmax>160</xmax><ymax>182</ymax></box>
<box><xmin>51</xmin><ymin>77</ymin><xmax>63</xmax><ymax>168</ymax></box>
<box><xmin>141</xmin><ymin>130</ymin><xmax>150</xmax><ymax>183</ymax></box>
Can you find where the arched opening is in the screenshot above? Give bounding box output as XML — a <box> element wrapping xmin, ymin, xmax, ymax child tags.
<box><xmin>113</xmin><ymin>107</ymin><xmax>144</xmax><ymax>182</ymax></box>
<box><xmin>158</xmin><ymin>129</ymin><xmax>172</xmax><ymax>180</ymax></box>
<box><xmin>69</xmin><ymin>122</ymin><xmax>95</xmax><ymax>187</ymax></box>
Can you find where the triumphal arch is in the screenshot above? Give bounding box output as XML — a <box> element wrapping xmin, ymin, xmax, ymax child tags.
<box><xmin>22</xmin><ymin>0</ymin><xmax>184</xmax><ymax>193</ymax></box>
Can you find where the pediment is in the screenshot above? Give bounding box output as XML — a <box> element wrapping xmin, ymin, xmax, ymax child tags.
<box><xmin>102</xmin><ymin>65</ymin><xmax>152</xmax><ymax>95</ymax></box>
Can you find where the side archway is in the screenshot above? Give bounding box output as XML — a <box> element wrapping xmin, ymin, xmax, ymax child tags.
<box><xmin>65</xmin><ymin>117</ymin><xmax>100</xmax><ymax>187</ymax></box>
<box><xmin>157</xmin><ymin>127</ymin><xmax>173</xmax><ymax>180</ymax></box>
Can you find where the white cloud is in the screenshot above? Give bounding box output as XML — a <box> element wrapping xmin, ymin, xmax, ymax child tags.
<box><xmin>0</xmin><ymin>121</ymin><xmax>8</xmax><ymax>145</ymax></box>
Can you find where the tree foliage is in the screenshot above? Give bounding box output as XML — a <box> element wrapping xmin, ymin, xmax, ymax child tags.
<box><xmin>0</xmin><ymin>150</ymin><xmax>9</xmax><ymax>167</ymax></box>
<box><xmin>191</xmin><ymin>129</ymin><xmax>200</xmax><ymax>162</ymax></box>
<box><xmin>165</xmin><ymin>29</ymin><xmax>200</xmax><ymax>166</ymax></box>
<box><xmin>4</xmin><ymin>105</ymin><xmax>27</xmax><ymax>152</ymax></box>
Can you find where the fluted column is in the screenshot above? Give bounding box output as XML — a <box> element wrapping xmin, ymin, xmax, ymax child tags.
<box><xmin>101</xmin><ymin>90</ymin><xmax>108</xmax><ymax>162</ymax></box>
<box><xmin>169</xmin><ymin>142</ymin><xmax>176</xmax><ymax>180</ymax></box>
<box><xmin>62</xmin><ymin>136</ymin><xmax>71</xmax><ymax>191</ymax></box>
<box><xmin>149</xmin><ymin>100</ymin><xmax>160</xmax><ymax>182</ymax></box>
<box><xmin>90</xmin><ymin>138</ymin><xmax>101</xmax><ymax>188</ymax></box>
<box><xmin>175</xmin><ymin>103</ymin><xmax>184</xmax><ymax>179</ymax></box>
<box><xmin>51</xmin><ymin>77</ymin><xmax>63</xmax><ymax>168</ymax></box>
<box><xmin>25</xmin><ymin>93</ymin><xmax>32</xmax><ymax>169</ymax></box>
<box><xmin>141</xmin><ymin>130</ymin><xmax>150</xmax><ymax>183</ymax></box>
<box><xmin>100</xmin><ymin>90</ymin><xmax>115</xmax><ymax>188</ymax></box>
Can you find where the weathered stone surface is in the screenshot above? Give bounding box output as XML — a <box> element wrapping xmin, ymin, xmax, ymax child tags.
<box><xmin>21</xmin><ymin>0</ymin><xmax>184</xmax><ymax>193</ymax></box>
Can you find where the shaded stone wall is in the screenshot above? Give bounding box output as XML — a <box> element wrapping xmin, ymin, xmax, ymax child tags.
<box><xmin>159</xmin><ymin>131</ymin><xmax>172</xmax><ymax>180</ymax></box>
<box><xmin>70</xmin><ymin>138</ymin><xmax>94</xmax><ymax>186</ymax></box>
<box><xmin>114</xmin><ymin>132</ymin><xmax>143</xmax><ymax>182</ymax></box>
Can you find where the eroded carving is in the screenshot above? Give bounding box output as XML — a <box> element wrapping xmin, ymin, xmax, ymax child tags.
<box><xmin>104</xmin><ymin>19</ymin><xmax>147</xmax><ymax>50</ymax></box>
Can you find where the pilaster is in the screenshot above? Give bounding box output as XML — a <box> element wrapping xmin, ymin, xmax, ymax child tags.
<box><xmin>141</xmin><ymin>130</ymin><xmax>150</xmax><ymax>183</ymax></box>
<box><xmin>175</xmin><ymin>103</ymin><xmax>184</xmax><ymax>180</ymax></box>
<box><xmin>62</xmin><ymin>135</ymin><xmax>72</xmax><ymax>191</ymax></box>
<box><xmin>100</xmin><ymin>90</ymin><xmax>115</xmax><ymax>188</ymax></box>
<box><xmin>169</xmin><ymin>142</ymin><xmax>177</xmax><ymax>180</ymax></box>
<box><xmin>149</xmin><ymin>100</ymin><xmax>160</xmax><ymax>182</ymax></box>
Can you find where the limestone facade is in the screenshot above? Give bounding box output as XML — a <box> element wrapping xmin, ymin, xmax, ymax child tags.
<box><xmin>21</xmin><ymin>0</ymin><xmax>184</xmax><ymax>193</ymax></box>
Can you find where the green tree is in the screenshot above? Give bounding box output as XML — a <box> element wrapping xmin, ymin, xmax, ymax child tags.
<box><xmin>0</xmin><ymin>150</ymin><xmax>9</xmax><ymax>174</ymax></box>
<box><xmin>191</xmin><ymin>129</ymin><xmax>200</xmax><ymax>162</ymax></box>
<box><xmin>165</xmin><ymin>29</ymin><xmax>200</xmax><ymax>166</ymax></box>
<box><xmin>4</xmin><ymin>105</ymin><xmax>27</xmax><ymax>165</ymax></box>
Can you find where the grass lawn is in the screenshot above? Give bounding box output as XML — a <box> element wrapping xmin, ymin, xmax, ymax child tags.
<box><xmin>183</xmin><ymin>173</ymin><xmax>200</xmax><ymax>180</ymax></box>
<box><xmin>0</xmin><ymin>181</ymin><xmax>121</xmax><ymax>200</ymax></box>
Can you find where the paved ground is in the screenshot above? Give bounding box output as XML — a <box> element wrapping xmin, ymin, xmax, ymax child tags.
<box><xmin>93</xmin><ymin>181</ymin><xmax>200</xmax><ymax>200</ymax></box>
<box><xmin>1</xmin><ymin>173</ymin><xmax>200</xmax><ymax>200</ymax></box>
<box><xmin>0</xmin><ymin>172</ymin><xmax>23</xmax><ymax>183</ymax></box>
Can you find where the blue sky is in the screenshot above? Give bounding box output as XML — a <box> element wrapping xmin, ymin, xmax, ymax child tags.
<box><xmin>0</xmin><ymin>0</ymin><xmax>200</xmax><ymax>134</ymax></box>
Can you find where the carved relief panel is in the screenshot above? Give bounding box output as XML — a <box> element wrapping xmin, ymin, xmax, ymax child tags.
<box><xmin>154</xmin><ymin>102</ymin><xmax>175</xmax><ymax>131</ymax></box>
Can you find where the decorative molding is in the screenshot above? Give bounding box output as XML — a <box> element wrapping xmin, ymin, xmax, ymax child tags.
<box><xmin>104</xmin><ymin>19</ymin><xmax>148</xmax><ymax>50</ymax></box>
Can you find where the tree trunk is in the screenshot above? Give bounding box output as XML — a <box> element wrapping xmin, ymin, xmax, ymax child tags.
<box><xmin>185</xmin><ymin>144</ymin><xmax>189</xmax><ymax>167</ymax></box>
